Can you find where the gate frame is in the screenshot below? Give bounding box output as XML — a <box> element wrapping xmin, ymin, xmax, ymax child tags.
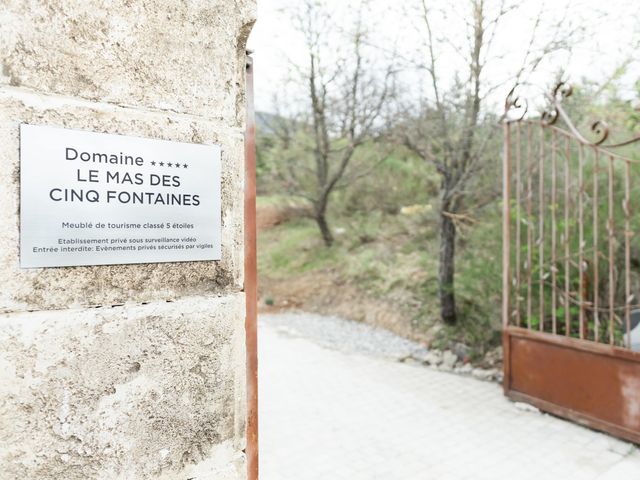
<box><xmin>502</xmin><ymin>83</ymin><xmax>640</xmax><ymax>445</ymax></box>
<box><xmin>245</xmin><ymin>53</ymin><xmax>259</xmax><ymax>480</ymax></box>
<box><xmin>503</xmin><ymin>326</ymin><xmax>640</xmax><ymax>444</ymax></box>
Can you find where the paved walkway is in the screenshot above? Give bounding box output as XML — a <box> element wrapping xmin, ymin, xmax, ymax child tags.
<box><xmin>259</xmin><ymin>313</ymin><xmax>640</xmax><ymax>480</ymax></box>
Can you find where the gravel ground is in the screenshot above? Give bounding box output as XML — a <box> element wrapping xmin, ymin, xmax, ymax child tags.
<box><xmin>259</xmin><ymin>311</ymin><xmax>429</xmax><ymax>361</ymax></box>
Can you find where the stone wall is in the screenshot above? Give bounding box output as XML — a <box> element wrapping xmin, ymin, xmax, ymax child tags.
<box><xmin>0</xmin><ymin>1</ymin><xmax>255</xmax><ymax>478</ymax></box>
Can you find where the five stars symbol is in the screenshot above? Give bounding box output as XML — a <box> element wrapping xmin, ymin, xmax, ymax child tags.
<box><xmin>150</xmin><ymin>160</ymin><xmax>188</xmax><ymax>169</ymax></box>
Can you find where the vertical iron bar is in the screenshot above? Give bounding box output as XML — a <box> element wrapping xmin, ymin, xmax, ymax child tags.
<box><xmin>551</xmin><ymin>130</ymin><xmax>558</xmax><ymax>334</ymax></box>
<box><xmin>607</xmin><ymin>155</ymin><xmax>615</xmax><ymax>345</ymax></box>
<box><xmin>578</xmin><ymin>143</ymin><xmax>585</xmax><ymax>339</ymax></box>
<box><xmin>564</xmin><ymin>136</ymin><xmax>571</xmax><ymax>336</ymax></box>
<box><xmin>593</xmin><ymin>148</ymin><xmax>600</xmax><ymax>342</ymax></box>
<box><xmin>515</xmin><ymin>123</ymin><xmax>522</xmax><ymax>327</ymax></box>
<box><xmin>526</xmin><ymin>124</ymin><xmax>533</xmax><ymax>329</ymax></box>
<box><xmin>503</xmin><ymin>122</ymin><xmax>512</xmax><ymax>330</ymax></box>
<box><xmin>625</xmin><ymin>160</ymin><xmax>632</xmax><ymax>348</ymax></box>
<box><xmin>539</xmin><ymin>124</ymin><xmax>545</xmax><ymax>331</ymax></box>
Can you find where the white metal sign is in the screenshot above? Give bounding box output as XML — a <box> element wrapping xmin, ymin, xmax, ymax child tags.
<box><xmin>20</xmin><ymin>124</ymin><xmax>222</xmax><ymax>268</ymax></box>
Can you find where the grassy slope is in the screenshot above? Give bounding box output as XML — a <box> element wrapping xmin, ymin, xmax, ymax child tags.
<box><xmin>258</xmin><ymin>195</ymin><xmax>504</xmax><ymax>357</ymax></box>
<box><xmin>257</xmin><ymin>140</ymin><xmax>505</xmax><ymax>356</ymax></box>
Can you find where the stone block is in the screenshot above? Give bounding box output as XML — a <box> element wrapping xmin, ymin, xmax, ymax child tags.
<box><xmin>0</xmin><ymin>88</ymin><xmax>245</xmax><ymax>311</ymax></box>
<box><xmin>0</xmin><ymin>0</ymin><xmax>256</xmax><ymax>122</ymax></box>
<box><xmin>0</xmin><ymin>294</ymin><xmax>246</xmax><ymax>479</ymax></box>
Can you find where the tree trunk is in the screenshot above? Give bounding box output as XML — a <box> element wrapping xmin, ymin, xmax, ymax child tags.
<box><xmin>438</xmin><ymin>211</ymin><xmax>457</xmax><ymax>325</ymax></box>
<box><xmin>314</xmin><ymin>205</ymin><xmax>334</xmax><ymax>247</ymax></box>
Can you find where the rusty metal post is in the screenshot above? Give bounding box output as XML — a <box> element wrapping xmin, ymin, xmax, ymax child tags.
<box><xmin>244</xmin><ymin>53</ymin><xmax>259</xmax><ymax>480</ymax></box>
<box><xmin>515</xmin><ymin>123</ymin><xmax>522</xmax><ymax>327</ymax></box>
<box><xmin>564</xmin><ymin>136</ymin><xmax>571</xmax><ymax>335</ymax></box>
<box><xmin>593</xmin><ymin>148</ymin><xmax>600</xmax><ymax>342</ymax></box>
<box><xmin>551</xmin><ymin>130</ymin><xmax>558</xmax><ymax>334</ymax></box>
<box><xmin>607</xmin><ymin>155</ymin><xmax>615</xmax><ymax>345</ymax></box>
<box><xmin>625</xmin><ymin>160</ymin><xmax>632</xmax><ymax>348</ymax></box>
<box><xmin>578</xmin><ymin>143</ymin><xmax>586</xmax><ymax>339</ymax></box>
<box><xmin>503</xmin><ymin>122</ymin><xmax>512</xmax><ymax>329</ymax></box>
<box><xmin>503</xmin><ymin>121</ymin><xmax>512</xmax><ymax>392</ymax></box>
<box><xmin>538</xmin><ymin>124</ymin><xmax>545</xmax><ymax>331</ymax></box>
<box><xmin>526</xmin><ymin>124</ymin><xmax>534</xmax><ymax>329</ymax></box>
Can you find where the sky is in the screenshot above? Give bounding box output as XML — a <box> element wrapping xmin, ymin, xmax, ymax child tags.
<box><xmin>247</xmin><ymin>0</ymin><xmax>640</xmax><ymax>114</ymax></box>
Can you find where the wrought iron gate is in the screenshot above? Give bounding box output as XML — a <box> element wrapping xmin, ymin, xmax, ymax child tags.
<box><xmin>502</xmin><ymin>83</ymin><xmax>640</xmax><ymax>443</ymax></box>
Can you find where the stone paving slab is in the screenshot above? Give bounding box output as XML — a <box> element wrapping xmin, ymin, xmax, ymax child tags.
<box><xmin>259</xmin><ymin>314</ymin><xmax>640</xmax><ymax>480</ymax></box>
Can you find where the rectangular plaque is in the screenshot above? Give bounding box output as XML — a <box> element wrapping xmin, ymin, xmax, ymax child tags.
<box><xmin>20</xmin><ymin>124</ymin><xmax>222</xmax><ymax>268</ymax></box>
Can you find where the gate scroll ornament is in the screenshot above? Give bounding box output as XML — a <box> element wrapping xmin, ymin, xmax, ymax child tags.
<box><xmin>501</xmin><ymin>81</ymin><xmax>640</xmax><ymax>444</ymax></box>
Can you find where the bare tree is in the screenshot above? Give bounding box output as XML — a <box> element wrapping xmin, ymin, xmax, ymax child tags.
<box><xmin>399</xmin><ymin>0</ymin><xmax>580</xmax><ymax>325</ymax></box>
<box><xmin>266</xmin><ymin>0</ymin><xmax>396</xmax><ymax>246</ymax></box>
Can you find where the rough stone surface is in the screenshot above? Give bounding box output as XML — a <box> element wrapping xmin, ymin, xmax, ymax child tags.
<box><xmin>422</xmin><ymin>350</ymin><xmax>443</xmax><ymax>366</ymax></box>
<box><xmin>440</xmin><ymin>350</ymin><xmax>458</xmax><ymax>370</ymax></box>
<box><xmin>0</xmin><ymin>1</ymin><xmax>255</xmax><ymax>478</ymax></box>
<box><xmin>0</xmin><ymin>0</ymin><xmax>256</xmax><ymax>122</ymax></box>
<box><xmin>0</xmin><ymin>295</ymin><xmax>247</xmax><ymax>479</ymax></box>
<box><xmin>472</xmin><ymin>367</ymin><xmax>499</xmax><ymax>381</ymax></box>
<box><xmin>455</xmin><ymin>363</ymin><xmax>473</xmax><ymax>375</ymax></box>
<box><xmin>451</xmin><ymin>342</ymin><xmax>470</xmax><ymax>361</ymax></box>
<box><xmin>483</xmin><ymin>345</ymin><xmax>504</xmax><ymax>367</ymax></box>
<box><xmin>408</xmin><ymin>347</ymin><xmax>431</xmax><ymax>363</ymax></box>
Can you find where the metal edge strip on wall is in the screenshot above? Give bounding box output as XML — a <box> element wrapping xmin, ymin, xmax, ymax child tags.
<box><xmin>245</xmin><ymin>53</ymin><xmax>259</xmax><ymax>480</ymax></box>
